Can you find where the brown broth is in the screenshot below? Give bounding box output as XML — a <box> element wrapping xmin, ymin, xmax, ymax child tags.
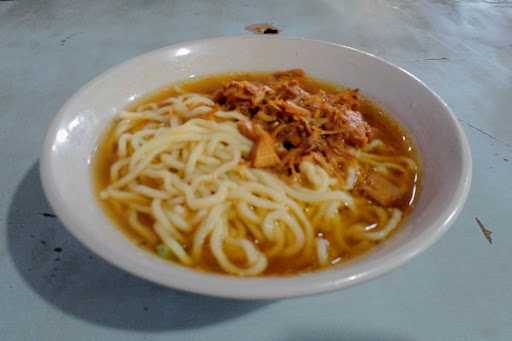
<box><xmin>93</xmin><ymin>72</ymin><xmax>421</xmax><ymax>276</ymax></box>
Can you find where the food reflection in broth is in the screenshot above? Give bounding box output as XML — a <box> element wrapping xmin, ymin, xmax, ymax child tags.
<box><xmin>93</xmin><ymin>70</ymin><xmax>420</xmax><ymax>276</ymax></box>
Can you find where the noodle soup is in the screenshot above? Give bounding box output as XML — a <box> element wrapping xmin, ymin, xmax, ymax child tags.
<box><xmin>93</xmin><ymin>70</ymin><xmax>419</xmax><ymax>276</ymax></box>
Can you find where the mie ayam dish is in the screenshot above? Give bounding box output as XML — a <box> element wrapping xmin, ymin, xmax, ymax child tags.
<box><xmin>94</xmin><ymin>69</ymin><xmax>419</xmax><ymax>276</ymax></box>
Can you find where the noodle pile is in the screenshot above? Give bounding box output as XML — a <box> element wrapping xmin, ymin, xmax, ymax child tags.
<box><xmin>99</xmin><ymin>91</ymin><xmax>417</xmax><ymax>276</ymax></box>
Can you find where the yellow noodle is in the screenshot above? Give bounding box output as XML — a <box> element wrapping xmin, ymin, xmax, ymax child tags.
<box><xmin>100</xmin><ymin>92</ymin><xmax>414</xmax><ymax>276</ymax></box>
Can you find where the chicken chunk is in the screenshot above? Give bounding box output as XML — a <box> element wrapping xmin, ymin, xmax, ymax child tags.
<box><xmin>238</xmin><ymin>121</ymin><xmax>280</xmax><ymax>168</ymax></box>
<box><xmin>341</xmin><ymin>110</ymin><xmax>373</xmax><ymax>146</ymax></box>
<box><xmin>360</xmin><ymin>171</ymin><xmax>403</xmax><ymax>206</ymax></box>
<box><xmin>214</xmin><ymin>80</ymin><xmax>273</xmax><ymax>106</ymax></box>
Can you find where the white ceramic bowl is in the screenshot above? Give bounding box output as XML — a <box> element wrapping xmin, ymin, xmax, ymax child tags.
<box><xmin>41</xmin><ymin>36</ymin><xmax>471</xmax><ymax>299</ymax></box>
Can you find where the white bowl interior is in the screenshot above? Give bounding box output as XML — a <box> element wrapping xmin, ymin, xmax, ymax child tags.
<box><xmin>41</xmin><ymin>36</ymin><xmax>471</xmax><ymax>299</ymax></box>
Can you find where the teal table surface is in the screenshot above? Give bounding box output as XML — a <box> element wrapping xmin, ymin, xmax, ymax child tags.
<box><xmin>1</xmin><ymin>1</ymin><xmax>511</xmax><ymax>340</ymax></box>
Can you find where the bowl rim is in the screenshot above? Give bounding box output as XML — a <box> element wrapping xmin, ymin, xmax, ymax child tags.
<box><xmin>40</xmin><ymin>35</ymin><xmax>472</xmax><ymax>299</ymax></box>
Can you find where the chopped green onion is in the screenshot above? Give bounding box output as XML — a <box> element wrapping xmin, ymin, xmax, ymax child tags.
<box><xmin>156</xmin><ymin>244</ymin><xmax>173</xmax><ymax>259</ymax></box>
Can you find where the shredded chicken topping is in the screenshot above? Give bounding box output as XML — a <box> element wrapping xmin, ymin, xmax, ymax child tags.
<box><xmin>212</xmin><ymin>69</ymin><xmax>373</xmax><ymax>177</ymax></box>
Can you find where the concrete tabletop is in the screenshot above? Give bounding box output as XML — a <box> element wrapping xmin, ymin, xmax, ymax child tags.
<box><xmin>1</xmin><ymin>1</ymin><xmax>511</xmax><ymax>340</ymax></box>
